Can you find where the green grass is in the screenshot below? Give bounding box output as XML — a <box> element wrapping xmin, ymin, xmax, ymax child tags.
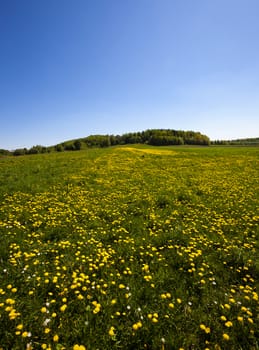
<box><xmin>0</xmin><ymin>146</ymin><xmax>259</xmax><ymax>350</ymax></box>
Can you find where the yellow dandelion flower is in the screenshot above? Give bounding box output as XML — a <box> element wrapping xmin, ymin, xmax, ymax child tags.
<box><xmin>60</xmin><ymin>304</ymin><xmax>67</xmax><ymax>312</ymax></box>
<box><xmin>73</xmin><ymin>346</ymin><xmax>86</xmax><ymax>350</ymax></box>
<box><xmin>132</xmin><ymin>323</ymin><xmax>139</xmax><ymax>331</ymax></box>
<box><xmin>53</xmin><ymin>334</ymin><xmax>59</xmax><ymax>342</ymax></box>
<box><xmin>222</xmin><ymin>333</ymin><xmax>230</xmax><ymax>341</ymax></box>
<box><xmin>108</xmin><ymin>326</ymin><xmax>116</xmax><ymax>337</ymax></box>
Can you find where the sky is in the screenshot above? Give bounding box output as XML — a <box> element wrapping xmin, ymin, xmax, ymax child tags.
<box><xmin>0</xmin><ymin>0</ymin><xmax>259</xmax><ymax>150</ymax></box>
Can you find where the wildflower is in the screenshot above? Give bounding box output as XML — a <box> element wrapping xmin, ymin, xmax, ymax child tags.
<box><xmin>108</xmin><ymin>326</ymin><xmax>116</xmax><ymax>337</ymax></box>
<box><xmin>60</xmin><ymin>304</ymin><xmax>67</xmax><ymax>312</ymax></box>
<box><xmin>53</xmin><ymin>334</ymin><xmax>59</xmax><ymax>342</ymax></box>
<box><xmin>73</xmin><ymin>346</ymin><xmax>86</xmax><ymax>350</ymax></box>
<box><xmin>225</xmin><ymin>321</ymin><xmax>233</xmax><ymax>327</ymax></box>
<box><xmin>22</xmin><ymin>331</ymin><xmax>31</xmax><ymax>337</ymax></box>
<box><xmin>132</xmin><ymin>321</ymin><xmax>142</xmax><ymax>330</ymax></box>
<box><xmin>200</xmin><ymin>324</ymin><xmax>210</xmax><ymax>333</ymax></box>
<box><xmin>222</xmin><ymin>333</ymin><xmax>230</xmax><ymax>341</ymax></box>
<box><xmin>43</xmin><ymin>318</ymin><xmax>50</xmax><ymax>326</ymax></box>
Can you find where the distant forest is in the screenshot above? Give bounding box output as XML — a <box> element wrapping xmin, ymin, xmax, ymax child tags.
<box><xmin>1</xmin><ymin>129</ymin><xmax>258</xmax><ymax>156</ymax></box>
<box><xmin>1</xmin><ymin>129</ymin><xmax>210</xmax><ymax>156</ymax></box>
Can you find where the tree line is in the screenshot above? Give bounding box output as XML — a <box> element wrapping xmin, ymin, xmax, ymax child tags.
<box><xmin>1</xmin><ymin>129</ymin><xmax>211</xmax><ymax>156</ymax></box>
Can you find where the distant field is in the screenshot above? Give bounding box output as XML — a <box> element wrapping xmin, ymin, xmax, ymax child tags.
<box><xmin>0</xmin><ymin>146</ymin><xmax>258</xmax><ymax>350</ymax></box>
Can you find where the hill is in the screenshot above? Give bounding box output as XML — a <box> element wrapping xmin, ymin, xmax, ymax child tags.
<box><xmin>8</xmin><ymin>129</ymin><xmax>210</xmax><ymax>156</ymax></box>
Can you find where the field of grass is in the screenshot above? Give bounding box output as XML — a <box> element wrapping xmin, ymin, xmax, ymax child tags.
<box><xmin>0</xmin><ymin>145</ymin><xmax>258</xmax><ymax>350</ymax></box>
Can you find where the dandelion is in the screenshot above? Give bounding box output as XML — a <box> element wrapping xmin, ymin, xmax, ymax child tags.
<box><xmin>223</xmin><ymin>333</ymin><xmax>230</xmax><ymax>341</ymax></box>
<box><xmin>73</xmin><ymin>346</ymin><xmax>86</xmax><ymax>350</ymax></box>
<box><xmin>108</xmin><ymin>326</ymin><xmax>116</xmax><ymax>337</ymax></box>
<box><xmin>60</xmin><ymin>304</ymin><xmax>67</xmax><ymax>312</ymax></box>
<box><xmin>200</xmin><ymin>324</ymin><xmax>210</xmax><ymax>333</ymax></box>
<box><xmin>132</xmin><ymin>321</ymin><xmax>142</xmax><ymax>330</ymax></box>
<box><xmin>53</xmin><ymin>334</ymin><xmax>59</xmax><ymax>342</ymax></box>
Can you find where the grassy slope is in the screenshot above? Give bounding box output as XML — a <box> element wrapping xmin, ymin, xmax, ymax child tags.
<box><xmin>0</xmin><ymin>146</ymin><xmax>258</xmax><ymax>350</ymax></box>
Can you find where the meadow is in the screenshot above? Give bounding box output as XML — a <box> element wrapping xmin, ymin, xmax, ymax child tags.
<box><xmin>0</xmin><ymin>145</ymin><xmax>258</xmax><ymax>350</ymax></box>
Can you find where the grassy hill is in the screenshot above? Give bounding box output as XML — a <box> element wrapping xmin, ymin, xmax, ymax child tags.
<box><xmin>0</xmin><ymin>145</ymin><xmax>258</xmax><ymax>349</ymax></box>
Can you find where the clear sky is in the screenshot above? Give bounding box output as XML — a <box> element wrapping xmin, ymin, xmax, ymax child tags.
<box><xmin>1</xmin><ymin>0</ymin><xmax>259</xmax><ymax>150</ymax></box>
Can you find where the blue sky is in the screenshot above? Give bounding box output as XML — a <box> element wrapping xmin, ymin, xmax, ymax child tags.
<box><xmin>1</xmin><ymin>0</ymin><xmax>259</xmax><ymax>150</ymax></box>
